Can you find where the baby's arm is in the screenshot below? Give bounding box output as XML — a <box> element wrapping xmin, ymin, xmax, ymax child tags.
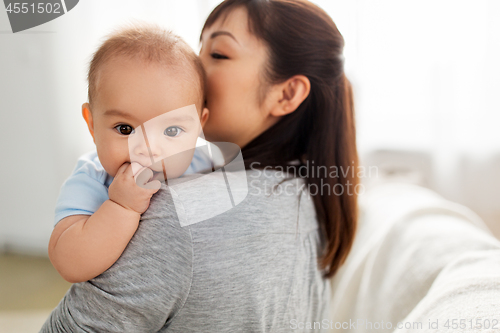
<box><xmin>49</xmin><ymin>162</ymin><xmax>160</xmax><ymax>283</ymax></box>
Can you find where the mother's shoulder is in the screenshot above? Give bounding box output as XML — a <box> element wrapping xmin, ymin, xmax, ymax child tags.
<box><xmin>142</xmin><ymin>168</ymin><xmax>316</xmax><ymax>230</ymax></box>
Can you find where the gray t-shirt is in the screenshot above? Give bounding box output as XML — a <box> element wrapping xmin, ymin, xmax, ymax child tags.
<box><xmin>40</xmin><ymin>169</ymin><xmax>331</xmax><ymax>332</ymax></box>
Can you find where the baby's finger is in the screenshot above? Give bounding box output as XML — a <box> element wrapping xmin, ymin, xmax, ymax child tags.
<box><xmin>116</xmin><ymin>162</ymin><xmax>130</xmax><ymax>176</ymax></box>
<box><xmin>131</xmin><ymin>162</ymin><xmax>147</xmax><ymax>178</ymax></box>
<box><xmin>142</xmin><ymin>179</ymin><xmax>161</xmax><ymax>191</ymax></box>
<box><xmin>135</xmin><ymin>168</ymin><xmax>154</xmax><ymax>187</ymax></box>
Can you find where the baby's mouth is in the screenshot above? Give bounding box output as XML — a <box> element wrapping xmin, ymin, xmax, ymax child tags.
<box><xmin>132</xmin><ymin>161</ymin><xmax>166</xmax><ymax>179</ymax></box>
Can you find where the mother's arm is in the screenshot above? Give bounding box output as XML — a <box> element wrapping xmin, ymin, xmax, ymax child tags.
<box><xmin>40</xmin><ymin>187</ymin><xmax>193</xmax><ymax>333</ymax></box>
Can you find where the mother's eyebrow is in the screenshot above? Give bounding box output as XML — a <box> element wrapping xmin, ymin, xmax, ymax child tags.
<box><xmin>210</xmin><ymin>31</ymin><xmax>239</xmax><ymax>45</ymax></box>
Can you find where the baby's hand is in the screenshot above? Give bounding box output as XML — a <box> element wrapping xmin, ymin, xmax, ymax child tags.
<box><xmin>108</xmin><ymin>162</ymin><xmax>161</xmax><ymax>214</ymax></box>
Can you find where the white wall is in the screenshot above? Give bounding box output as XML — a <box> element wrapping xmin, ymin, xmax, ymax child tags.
<box><xmin>0</xmin><ymin>7</ymin><xmax>62</xmax><ymax>254</ymax></box>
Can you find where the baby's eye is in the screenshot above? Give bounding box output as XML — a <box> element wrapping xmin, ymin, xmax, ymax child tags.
<box><xmin>164</xmin><ymin>126</ymin><xmax>184</xmax><ymax>137</ymax></box>
<box><xmin>114</xmin><ymin>124</ymin><xmax>135</xmax><ymax>135</ymax></box>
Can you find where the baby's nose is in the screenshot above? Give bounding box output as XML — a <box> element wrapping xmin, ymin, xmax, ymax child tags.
<box><xmin>128</xmin><ymin>126</ymin><xmax>154</xmax><ymax>164</ymax></box>
<box><xmin>145</xmin><ymin>134</ymin><xmax>167</xmax><ymax>161</ymax></box>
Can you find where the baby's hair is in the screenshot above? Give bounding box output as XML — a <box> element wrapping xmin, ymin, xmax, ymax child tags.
<box><xmin>87</xmin><ymin>23</ymin><xmax>205</xmax><ymax>108</ymax></box>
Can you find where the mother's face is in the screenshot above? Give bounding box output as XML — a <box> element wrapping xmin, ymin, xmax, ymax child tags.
<box><xmin>200</xmin><ymin>7</ymin><xmax>275</xmax><ymax>148</ymax></box>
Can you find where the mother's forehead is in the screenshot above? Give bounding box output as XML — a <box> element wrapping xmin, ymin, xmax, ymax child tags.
<box><xmin>201</xmin><ymin>7</ymin><xmax>252</xmax><ymax>41</ymax></box>
<box><xmin>201</xmin><ymin>8</ymin><xmax>267</xmax><ymax>52</ymax></box>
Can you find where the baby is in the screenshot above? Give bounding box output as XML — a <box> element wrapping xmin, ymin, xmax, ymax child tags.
<box><xmin>49</xmin><ymin>25</ymin><xmax>211</xmax><ymax>283</ymax></box>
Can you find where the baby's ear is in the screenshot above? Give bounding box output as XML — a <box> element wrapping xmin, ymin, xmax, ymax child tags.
<box><xmin>200</xmin><ymin>107</ymin><xmax>209</xmax><ymax>128</ymax></box>
<box><xmin>82</xmin><ymin>103</ymin><xmax>95</xmax><ymax>142</ymax></box>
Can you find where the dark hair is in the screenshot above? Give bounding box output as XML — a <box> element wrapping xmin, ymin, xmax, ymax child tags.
<box><xmin>202</xmin><ymin>0</ymin><xmax>358</xmax><ymax>278</ymax></box>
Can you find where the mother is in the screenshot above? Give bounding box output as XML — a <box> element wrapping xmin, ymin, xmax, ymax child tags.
<box><xmin>41</xmin><ymin>0</ymin><xmax>358</xmax><ymax>331</ymax></box>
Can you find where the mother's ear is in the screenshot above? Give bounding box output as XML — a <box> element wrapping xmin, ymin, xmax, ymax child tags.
<box><xmin>271</xmin><ymin>75</ymin><xmax>311</xmax><ymax>117</ymax></box>
<box><xmin>82</xmin><ymin>103</ymin><xmax>95</xmax><ymax>143</ymax></box>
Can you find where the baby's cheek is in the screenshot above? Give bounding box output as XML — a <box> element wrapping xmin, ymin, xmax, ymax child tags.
<box><xmin>162</xmin><ymin>136</ymin><xmax>196</xmax><ymax>157</ymax></box>
<box><xmin>103</xmin><ymin>144</ymin><xmax>130</xmax><ymax>177</ymax></box>
<box><xmin>160</xmin><ymin>149</ymin><xmax>194</xmax><ymax>179</ymax></box>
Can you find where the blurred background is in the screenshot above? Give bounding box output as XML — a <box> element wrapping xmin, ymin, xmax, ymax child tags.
<box><xmin>0</xmin><ymin>0</ymin><xmax>499</xmax><ymax>331</ymax></box>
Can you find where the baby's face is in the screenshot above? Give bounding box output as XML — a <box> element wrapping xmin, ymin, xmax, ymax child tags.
<box><xmin>86</xmin><ymin>57</ymin><xmax>205</xmax><ymax>179</ymax></box>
